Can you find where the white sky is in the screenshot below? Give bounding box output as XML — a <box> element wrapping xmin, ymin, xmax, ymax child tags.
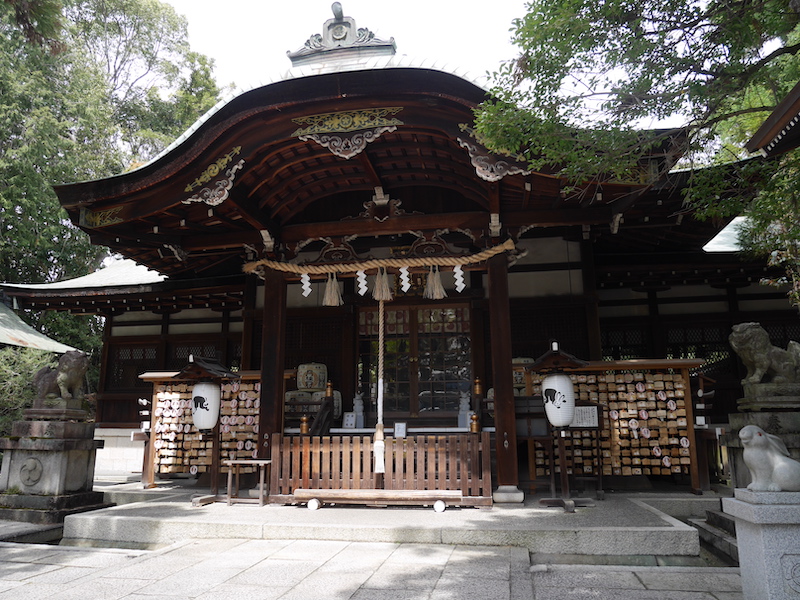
<box><xmin>163</xmin><ymin>0</ymin><xmax>527</xmax><ymax>91</ymax></box>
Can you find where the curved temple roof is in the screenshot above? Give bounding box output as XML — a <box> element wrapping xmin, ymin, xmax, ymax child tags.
<box><xmin>50</xmin><ymin>4</ymin><xmax>718</xmax><ymax>290</ymax></box>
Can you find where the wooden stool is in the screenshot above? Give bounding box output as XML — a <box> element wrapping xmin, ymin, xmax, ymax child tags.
<box><xmin>223</xmin><ymin>459</ymin><xmax>272</xmax><ymax>506</ymax></box>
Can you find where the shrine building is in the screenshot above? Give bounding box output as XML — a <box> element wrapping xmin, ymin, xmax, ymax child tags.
<box><xmin>2</xmin><ymin>5</ymin><xmax>797</xmax><ymax>502</ymax></box>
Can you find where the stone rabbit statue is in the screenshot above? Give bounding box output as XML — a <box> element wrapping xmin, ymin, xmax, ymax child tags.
<box><xmin>740</xmin><ymin>425</ymin><xmax>800</xmax><ymax>492</ymax></box>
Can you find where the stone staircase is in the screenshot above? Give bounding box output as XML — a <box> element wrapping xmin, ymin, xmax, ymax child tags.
<box><xmin>688</xmin><ymin>503</ymin><xmax>739</xmax><ymax>565</ymax></box>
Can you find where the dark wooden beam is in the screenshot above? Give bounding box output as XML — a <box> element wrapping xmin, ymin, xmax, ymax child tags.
<box><xmin>281</xmin><ymin>211</ymin><xmax>488</xmax><ymax>242</ymax></box>
<box><xmin>358</xmin><ymin>151</ymin><xmax>383</xmax><ymax>188</ymax></box>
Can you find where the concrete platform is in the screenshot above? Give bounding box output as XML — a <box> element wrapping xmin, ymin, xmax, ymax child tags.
<box><xmin>57</xmin><ymin>480</ymin><xmax>726</xmax><ymax>559</ymax></box>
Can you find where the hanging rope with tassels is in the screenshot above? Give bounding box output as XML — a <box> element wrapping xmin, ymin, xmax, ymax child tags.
<box><xmin>322</xmin><ymin>273</ymin><xmax>343</xmax><ymax>306</ymax></box>
<box><xmin>242</xmin><ymin>238</ymin><xmax>516</xmax><ymax>276</ymax></box>
<box><xmin>423</xmin><ymin>266</ymin><xmax>446</xmax><ymax>300</ymax></box>
<box><xmin>372</xmin><ymin>267</ymin><xmax>393</xmax><ymax>302</ymax></box>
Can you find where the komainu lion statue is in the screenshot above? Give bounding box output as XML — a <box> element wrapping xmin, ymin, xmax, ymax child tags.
<box><xmin>740</xmin><ymin>425</ymin><xmax>800</xmax><ymax>492</ymax></box>
<box><xmin>729</xmin><ymin>322</ymin><xmax>800</xmax><ymax>384</ymax></box>
<box><xmin>33</xmin><ymin>350</ymin><xmax>89</xmax><ymax>401</ymax></box>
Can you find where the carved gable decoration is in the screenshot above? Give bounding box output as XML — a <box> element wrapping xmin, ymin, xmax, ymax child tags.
<box><xmin>293</xmin><ymin>108</ymin><xmax>403</xmax><ymax>160</ymax></box>
<box><xmin>457</xmin><ymin>138</ymin><xmax>531</xmax><ymax>182</ymax></box>
<box><xmin>183</xmin><ymin>147</ymin><xmax>246</xmax><ymax>206</ymax></box>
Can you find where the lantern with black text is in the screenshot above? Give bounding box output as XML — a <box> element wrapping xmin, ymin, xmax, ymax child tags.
<box><xmin>191</xmin><ymin>380</ymin><xmax>221</xmax><ymax>433</ymax></box>
<box><xmin>541</xmin><ymin>372</ymin><xmax>576</xmax><ymax>427</ymax></box>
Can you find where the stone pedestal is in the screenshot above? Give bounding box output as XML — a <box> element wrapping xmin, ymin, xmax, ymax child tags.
<box><xmin>0</xmin><ymin>420</ymin><xmax>106</xmax><ymax>523</ymax></box>
<box><xmin>723</xmin><ymin>489</ymin><xmax>800</xmax><ymax>600</ymax></box>
<box><xmin>739</xmin><ymin>383</ymin><xmax>800</xmax><ymax>412</ymax></box>
<box><xmin>722</xmin><ymin>412</ymin><xmax>800</xmax><ymax>488</ymax></box>
<box><xmin>493</xmin><ymin>484</ymin><xmax>525</xmax><ymax>503</ymax></box>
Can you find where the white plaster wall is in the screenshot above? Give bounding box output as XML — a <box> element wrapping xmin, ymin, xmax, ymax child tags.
<box><xmin>168</xmin><ymin>322</ymin><xmax>221</xmax><ymax>335</ymax></box>
<box><xmin>505</xmin><ymin>270</ymin><xmax>583</xmax><ymax>298</ymax></box>
<box><xmin>110</xmin><ymin>325</ymin><xmax>161</xmax><ymax>336</ymax></box>
<box><xmin>514</xmin><ymin>237</ymin><xmax>581</xmax><ymax>265</ymax></box>
<box><xmin>94</xmin><ymin>428</ymin><xmax>144</xmax><ymax>475</ymax></box>
<box><xmin>598</xmin><ymin>288</ymin><xmax>650</xmax><ymax>319</ymax></box>
<box><xmin>114</xmin><ymin>310</ymin><xmax>159</xmax><ymax>322</ymax></box>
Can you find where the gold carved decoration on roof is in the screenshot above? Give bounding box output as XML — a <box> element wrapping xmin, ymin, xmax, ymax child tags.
<box><xmin>184</xmin><ymin>146</ymin><xmax>242</xmax><ymax>193</ymax></box>
<box><xmin>182</xmin><ymin>159</ymin><xmax>245</xmax><ymax>206</ymax></box>
<box><xmin>291</xmin><ymin>107</ymin><xmax>403</xmax><ymax>136</ymax></box>
<box><xmin>79</xmin><ymin>206</ymin><xmax>123</xmax><ymax>229</ymax></box>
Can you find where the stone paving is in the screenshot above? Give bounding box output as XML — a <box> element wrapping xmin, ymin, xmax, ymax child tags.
<box><xmin>0</xmin><ymin>538</ymin><xmax>742</xmax><ymax>600</ymax></box>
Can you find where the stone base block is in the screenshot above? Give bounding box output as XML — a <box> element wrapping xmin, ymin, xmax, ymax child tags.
<box><xmin>740</xmin><ymin>384</ymin><xmax>800</xmax><ymax>411</ymax></box>
<box><xmin>723</xmin><ymin>488</ymin><xmax>800</xmax><ymax>599</ymax></box>
<box><xmin>0</xmin><ymin>491</ymin><xmax>110</xmax><ymax>524</ymax></box>
<box><xmin>0</xmin><ymin>446</ymin><xmax>99</xmax><ymax>496</ymax></box>
<box><xmin>492</xmin><ymin>485</ymin><xmax>525</xmax><ymax>503</ymax></box>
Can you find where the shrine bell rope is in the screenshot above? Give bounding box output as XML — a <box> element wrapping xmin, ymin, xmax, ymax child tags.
<box><xmin>243</xmin><ymin>238</ymin><xmax>516</xmax><ymax>475</ymax></box>
<box><xmin>242</xmin><ymin>238</ymin><xmax>516</xmax><ymax>276</ymax></box>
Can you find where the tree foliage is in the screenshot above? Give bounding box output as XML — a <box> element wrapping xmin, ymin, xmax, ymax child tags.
<box><xmin>476</xmin><ymin>0</ymin><xmax>800</xmax><ymax>310</ymax></box>
<box><xmin>0</xmin><ymin>0</ymin><xmax>226</xmax><ymax>360</ymax></box>
<box><xmin>2</xmin><ymin>0</ymin><xmax>63</xmax><ymax>50</ymax></box>
<box><xmin>0</xmin><ymin>3</ymin><xmax>118</xmax><ymax>284</ymax></box>
<box><xmin>0</xmin><ymin>347</ymin><xmax>56</xmax><ymax>438</ymax></box>
<box><xmin>476</xmin><ymin>0</ymin><xmax>800</xmax><ymax>181</ymax></box>
<box><xmin>64</xmin><ymin>0</ymin><xmax>227</xmax><ymax>163</ymax></box>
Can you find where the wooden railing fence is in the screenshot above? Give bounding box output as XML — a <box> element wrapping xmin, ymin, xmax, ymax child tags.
<box><xmin>269</xmin><ymin>432</ymin><xmax>492</xmax><ymax>507</ymax></box>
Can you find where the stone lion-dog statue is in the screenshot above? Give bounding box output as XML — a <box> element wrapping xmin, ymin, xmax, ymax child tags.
<box><xmin>33</xmin><ymin>350</ymin><xmax>89</xmax><ymax>401</ymax></box>
<box><xmin>729</xmin><ymin>322</ymin><xmax>800</xmax><ymax>385</ymax></box>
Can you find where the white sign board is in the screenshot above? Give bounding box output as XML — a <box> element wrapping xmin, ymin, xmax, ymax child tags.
<box><xmin>570</xmin><ymin>405</ymin><xmax>599</xmax><ymax>428</ymax></box>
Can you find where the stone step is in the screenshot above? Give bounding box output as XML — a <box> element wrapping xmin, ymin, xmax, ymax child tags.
<box><xmin>687</xmin><ymin>517</ymin><xmax>738</xmax><ymax>565</ymax></box>
<box><xmin>62</xmin><ymin>496</ymin><xmax>702</xmax><ymax>557</ymax></box>
<box><xmin>706</xmin><ymin>509</ymin><xmax>736</xmax><ymax>536</ymax></box>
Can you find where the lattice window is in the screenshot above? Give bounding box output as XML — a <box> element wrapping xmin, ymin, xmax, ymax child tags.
<box><xmin>600</xmin><ymin>322</ymin><xmax>650</xmax><ymax>361</ymax></box>
<box><xmin>228</xmin><ymin>340</ymin><xmax>242</xmax><ymax>371</ymax></box>
<box><xmin>106</xmin><ymin>343</ymin><xmax>158</xmax><ymax>390</ymax></box>
<box><xmin>358</xmin><ymin>305</ymin><xmax>472</xmax><ymax>415</ymax></box>
<box><xmin>664</xmin><ymin>324</ymin><xmax>737</xmax><ymax>380</ymax></box>
<box><xmin>165</xmin><ymin>342</ymin><xmax>220</xmax><ymax>370</ymax></box>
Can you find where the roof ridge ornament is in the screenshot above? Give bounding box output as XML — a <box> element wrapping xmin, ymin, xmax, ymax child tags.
<box><xmin>287</xmin><ymin>2</ymin><xmax>396</xmax><ymax>67</ymax></box>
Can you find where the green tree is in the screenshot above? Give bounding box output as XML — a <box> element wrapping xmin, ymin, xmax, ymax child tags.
<box><xmin>2</xmin><ymin>0</ymin><xmax>63</xmax><ymax>50</ymax></box>
<box><xmin>64</xmin><ymin>0</ymin><xmax>228</xmax><ymax>163</ymax></box>
<box><xmin>0</xmin><ymin>347</ymin><xmax>56</xmax><ymax>438</ymax></box>
<box><xmin>475</xmin><ymin>0</ymin><xmax>800</xmax><ymax>309</ymax></box>
<box><xmin>0</xmin><ymin>3</ymin><xmax>119</xmax><ymax>284</ymax></box>
<box><xmin>0</xmin><ymin>0</ymin><xmax>226</xmax><ymax>383</ymax></box>
<box><xmin>477</xmin><ymin>0</ymin><xmax>800</xmax><ymax>179</ymax></box>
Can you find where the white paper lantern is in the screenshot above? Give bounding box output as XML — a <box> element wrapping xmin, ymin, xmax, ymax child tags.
<box><xmin>541</xmin><ymin>373</ymin><xmax>576</xmax><ymax>427</ymax></box>
<box><xmin>191</xmin><ymin>381</ymin><xmax>221</xmax><ymax>432</ymax></box>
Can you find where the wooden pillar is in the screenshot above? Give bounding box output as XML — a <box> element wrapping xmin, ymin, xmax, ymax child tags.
<box><xmin>580</xmin><ymin>239</ymin><xmax>602</xmax><ymax>360</ymax></box>
<box><xmin>648</xmin><ymin>290</ymin><xmax>665</xmax><ymax>357</ymax></box>
<box><xmin>258</xmin><ymin>270</ymin><xmax>287</xmax><ymax>459</ymax></box>
<box><xmin>487</xmin><ymin>254</ymin><xmax>522</xmax><ymax>500</ymax></box>
<box><xmin>240</xmin><ymin>276</ymin><xmax>258</xmax><ymax>370</ymax></box>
